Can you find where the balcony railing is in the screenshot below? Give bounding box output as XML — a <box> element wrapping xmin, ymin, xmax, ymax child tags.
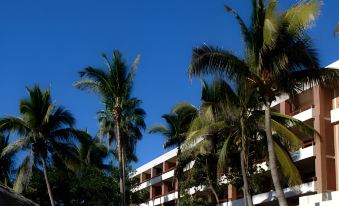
<box><xmin>290</xmin><ymin>104</ymin><xmax>314</xmax><ymax>116</ymax></box>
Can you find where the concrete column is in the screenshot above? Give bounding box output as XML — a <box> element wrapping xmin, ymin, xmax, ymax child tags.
<box><xmin>163</xmin><ymin>161</ymin><xmax>169</xmax><ymax>172</ymax></box>
<box><xmin>151</xmin><ymin>167</ymin><xmax>156</xmax><ymax>178</ymax></box>
<box><xmin>333</xmin><ymin>90</ymin><xmax>339</xmax><ymax>190</ymax></box>
<box><xmin>150</xmin><ymin>186</ymin><xmax>156</xmax><ymax>199</ymax></box>
<box><xmin>313</xmin><ymin>86</ymin><xmax>328</xmax><ymax>193</ymax></box>
<box><xmin>162</xmin><ymin>182</ymin><xmax>168</xmax><ymax>195</ymax></box>
<box><xmin>280</xmin><ymin>101</ymin><xmax>291</xmax><ymax>115</ymax></box>
<box><xmin>334</xmin><ymin>125</ymin><xmax>339</xmax><ymax>190</ymax></box>
<box><xmin>228</xmin><ymin>184</ymin><xmax>237</xmax><ymax>201</ymax></box>
<box><xmin>140</xmin><ymin>173</ymin><xmax>147</xmax><ymax>183</ymax></box>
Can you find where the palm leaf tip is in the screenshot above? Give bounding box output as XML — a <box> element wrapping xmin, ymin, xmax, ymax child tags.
<box><xmin>224</xmin><ymin>5</ymin><xmax>233</xmax><ymax>13</ymax></box>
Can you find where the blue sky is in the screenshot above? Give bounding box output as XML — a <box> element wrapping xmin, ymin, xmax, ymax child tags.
<box><xmin>0</xmin><ymin>0</ymin><xmax>338</xmax><ymax>168</ymax></box>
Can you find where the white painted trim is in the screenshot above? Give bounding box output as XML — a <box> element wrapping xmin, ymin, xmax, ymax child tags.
<box><xmin>140</xmin><ymin>191</ymin><xmax>178</xmax><ymax>206</ymax></box>
<box><xmin>133</xmin><ymin>169</ymin><xmax>175</xmax><ymax>192</ymax></box>
<box><xmin>325</xmin><ymin>60</ymin><xmax>339</xmax><ymax>69</ymax></box>
<box><xmin>131</xmin><ymin>148</ymin><xmax>177</xmax><ymax>177</ymax></box>
<box><xmin>293</xmin><ymin>107</ymin><xmax>315</xmax><ymax>122</ymax></box>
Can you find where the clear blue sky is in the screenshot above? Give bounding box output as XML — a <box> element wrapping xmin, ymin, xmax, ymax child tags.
<box><xmin>0</xmin><ymin>0</ymin><xmax>338</xmax><ymax>168</ymax></box>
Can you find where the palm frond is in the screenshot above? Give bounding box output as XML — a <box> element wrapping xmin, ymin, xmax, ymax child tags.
<box><xmin>52</xmin><ymin>142</ymin><xmax>80</xmax><ymax>172</ymax></box>
<box><xmin>48</xmin><ymin>107</ymin><xmax>75</xmax><ymax>129</ymax></box>
<box><xmin>43</xmin><ymin>103</ymin><xmax>56</xmax><ymax>125</ymax></box>
<box><xmin>224</xmin><ymin>5</ymin><xmax>251</xmax><ymax>46</ymax></box>
<box><xmin>73</xmin><ymin>79</ymin><xmax>101</xmax><ymax>94</ymax></box>
<box><xmin>263</xmin><ymin>0</ymin><xmax>279</xmax><ymax>46</ymax></box>
<box><xmin>271</xmin><ymin>112</ymin><xmax>318</xmax><ymax>138</ymax></box>
<box><xmin>1</xmin><ymin>137</ymin><xmax>30</xmax><ymax>157</ymax></box>
<box><xmin>273</xmin><ymin>141</ymin><xmax>302</xmax><ymax>187</ymax></box>
<box><xmin>13</xmin><ymin>154</ymin><xmax>34</xmax><ymax>193</ymax></box>
<box><xmin>218</xmin><ymin>133</ymin><xmax>234</xmax><ymax>171</ymax></box>
<box><xmin>50</xmin><ymin>128</ymin><xmax>83</xmax><ymax>144</ymax></box>
<box><xmin>186</xmin><ymin>121</ymin><xmax>225</xmax><ymax>145</ymax></box>
<box><xmin>148</xmin><ymin>124</ymin><xmax>169</xmax><ymax>136</ymax></box>
<box><xmin>189</xmin><ymin>45</ymin><xmax>249</xmax><ymax>81</ymax></box>
<box><xmin>130</xmin><ymin>54</ymin><xmax>141</xmax><ymax>77</ymax></box>
<box><xmin>271</xmin><ymin>119</ymin><xmax>303</xmax><ymax>150</ymax></box>
<box><xmin>0</xmin><ymin>117</ymin><xmax>29</xmax><ymax>135</ymax></box>
<box><xmin>284</xmin><ymin>0</ymin><xmax>320</xmax><ymax>33</ymax></box>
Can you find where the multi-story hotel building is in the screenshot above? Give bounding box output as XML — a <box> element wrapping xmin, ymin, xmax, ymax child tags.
<box><xmin>131</xmin><ymin>60</ymin><xmax>339</xmax><ymax>206</ymax></box>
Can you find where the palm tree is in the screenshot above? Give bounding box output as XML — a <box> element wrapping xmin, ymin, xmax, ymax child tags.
<box><xmin>186</xmin><ymin>79</ymin><xmax>261</xmax><ymax>206</ymax></box>
<box><xmin>188</xmin><ymin>80</ymin><xmax>318</xmax><ymax>205</ymax></box>
<box><xmin>188</xmin><ymin>1</ymin><xmax>338</xmax><ymax>205</ymax></box>
<box><xmin>0</xmin><ymin>133</ymin><xmax>15</xmax><ymax>186</ymax></box>
<box><xmin>74</xmin><ymin>50</ymin><xmax>144</xmax><ymax>206</ymax></box>
<box><xmin>77</xmin><ymin>132</ymin><xmax>112</xmax><ymax>171</ymax></box>
<box><xmin>0</xmin><ymin>85</ymin><xmax>80</xmax><ymax>206</ymax></box>
<box><xmin>149</xmin><ymin>103</ymin><xmax>197</xmax><ymax>205</ymax></box>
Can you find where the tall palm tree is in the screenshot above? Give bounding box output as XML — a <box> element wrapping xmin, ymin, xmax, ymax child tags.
<box><xmin>0</xmin><ymin>133</ymin><xmax>15</xmax><ymax>186</ymax></box>
<box><xmin>0</xmin><ymin>85</ymin><xmax>80</xmax><ymax>206</ymax></box>
<box><xmin>188</xmin><ymin>1</ymin><xmax>338</xmax><ymax>205</ymax></box>
<box><xmin>187</xmin><ymin>79</ymin><xmax>260</xmax><ymax>206</ymax></box>
<box><xmin>74</xmin><ymin>50</ymin><xmax>144</xmax><ymax>206</ymax></box>
<box><xmin>149</xmin><ymin>103</ymin><xmax>197</xmax><ymax>205</ymax></box>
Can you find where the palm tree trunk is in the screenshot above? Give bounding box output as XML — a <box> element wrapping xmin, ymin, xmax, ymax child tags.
<box><xmin>240</xmin><ymin>150</ymin><xmax>253</xmax><ymax>206</ymax></box>
<box><xmin>4</xmin><ymin>177</ymin><xmax>8</xmax><ymax>186</ymax></box>
<box><xmin>209</xmin><ymin>184</ymin><xmax>220</xmax><ymax>204</ymax></box>
<box><xmin>206</xmin><ymin>158</ymin><xmax>220</xmax><ymax>204</ymax></box>
<box><xmin>264</xmin><ymin>102</ymin><xmax>288</xmax><ymax>206</ymax></box>
<box><xmin>122</xmin><ymin>139</ymin><xmax>127</xmax><ymax>205</ymax></box>
<box><xmin>41</xmin><ymin>158</ymin><xmax>55</xmax><ymax>206</ymax></box>
<box><xmin>240</xmin><ymin>117</ymin><xmax>253</xmax><ymax>206</ymax></box>
<box><xmin>116</xmin><ymin>120</ymin><xmax>126</xmax><ymax>206</ymax></box>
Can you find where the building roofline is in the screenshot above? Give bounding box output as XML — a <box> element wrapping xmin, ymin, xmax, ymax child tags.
<box><xmin>325</xmin><ymin>60</ymin><xmax>339</xmax><ymax>69</ymax></box>
<box><xmin>131</xmin><ymin>147</ymin><xmax>178</xmax><ymax>177</ymax></box>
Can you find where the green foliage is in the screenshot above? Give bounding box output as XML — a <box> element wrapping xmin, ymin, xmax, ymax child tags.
<box><xmin>24</xmin><ymin>166</ymin><xmax>120</xmax><ymax>206</ymax></box>
<box><xmin>179</xmin><ymin>193</ymin><xmax>210</xmax><ymax>206</ymax></box>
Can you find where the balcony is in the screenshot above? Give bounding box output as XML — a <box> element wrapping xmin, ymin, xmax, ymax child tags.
<box><xmin>330</xmin><ymin>108</ymin><xmax>339</xmax><ymax>124</ymax></box>
<box><xmin>292</xmin><ymin>105</ymin><xmax>315</xmax><ymax>122</ymax></box>
<box><xmin>257</xmin><ymin>145</ymin><xmax>315</xmax><ymax>171</ymax></box>
<box><xmin>140</xmin><ymin>191</ymin><xmax>178</xmax><ymax>206</ymax></box>
<box><xmin>299</xmin><ymin>190</ymin><xmax>339</xmax><ymax>206</ymax></box>
<box><xmin>134</xmin><ymin>168</ymin><xmax>175</xmax><ymax>192</ymax></box>
<box><xmin>218</xmin><ymin>181</ymin><xmax>316</xmax><ymax>206</ymax></box>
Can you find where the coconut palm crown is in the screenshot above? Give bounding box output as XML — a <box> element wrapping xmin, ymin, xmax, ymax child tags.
<box><xmin>0</xmin><ymin>85</ymin><xmax>80</xmax><ymax>206</ymax></box>
<box><xmin>149</xmin><ymin>102</ymin><xmax>197</xmax><ymax>205</ymax></box>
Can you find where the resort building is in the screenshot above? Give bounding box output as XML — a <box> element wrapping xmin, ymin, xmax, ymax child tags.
<box><xmin>131</xmin><ymin>60</ymin><xmax>339</xmax><ymax>206</ymax></box>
